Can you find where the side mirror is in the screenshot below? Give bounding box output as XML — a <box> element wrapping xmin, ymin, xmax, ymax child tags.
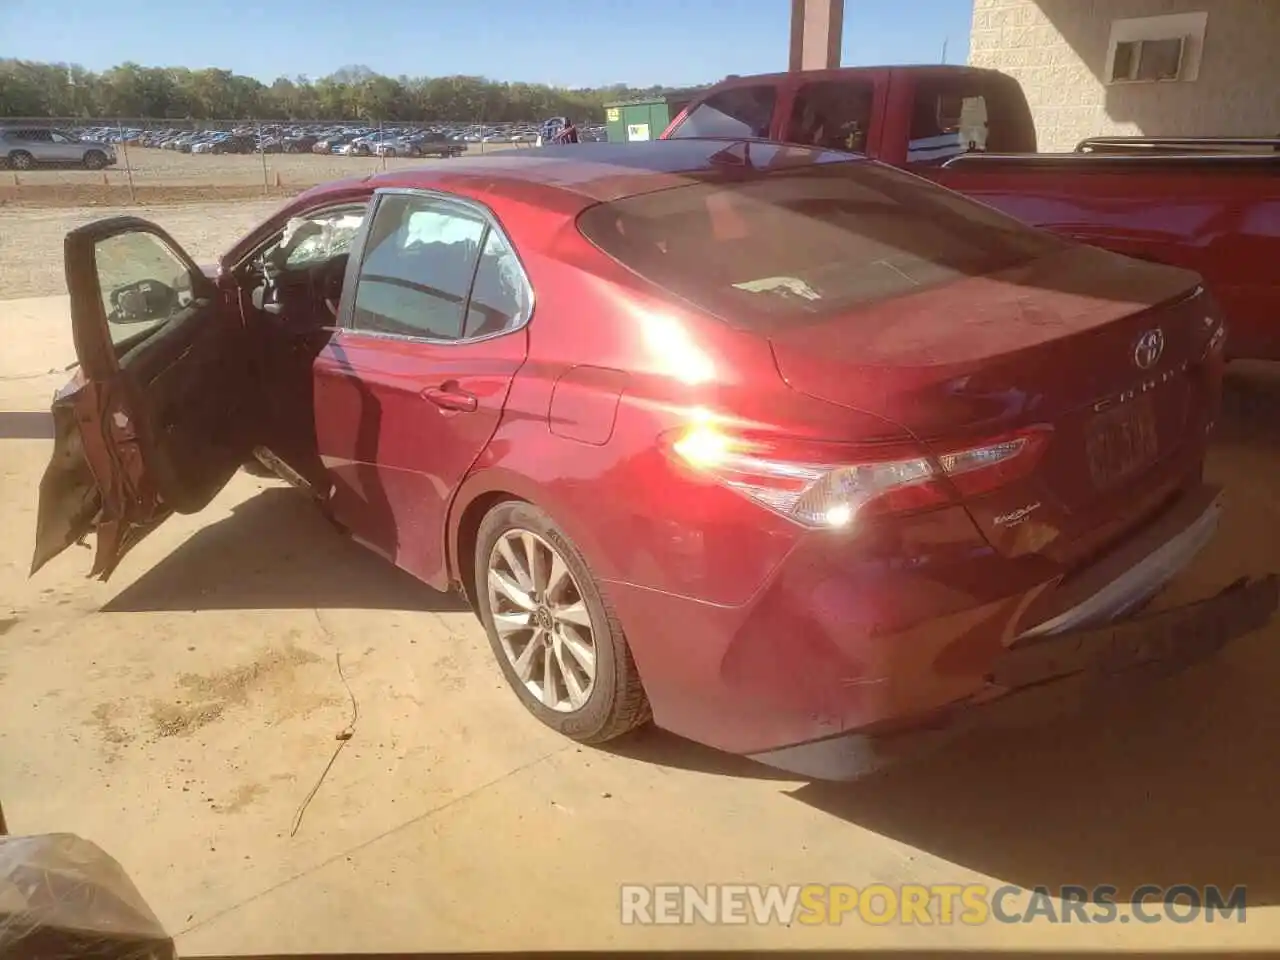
<box><xmin>107</xmin><ymin>279</ymin><xmax>179</xmax><ymax>324</ymax></box>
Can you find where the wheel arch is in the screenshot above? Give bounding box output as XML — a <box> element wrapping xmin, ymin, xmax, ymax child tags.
<box><xmin>447</xmin><ymin>466</ymin><xmax>612</xmax><ymax>612</ymax></box>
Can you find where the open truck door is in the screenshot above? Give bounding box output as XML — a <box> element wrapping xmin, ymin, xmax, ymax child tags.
<box><xmin>32</xmin><ymin>217</ymin><xmax>260</xmax><ymax>580</ymax></box>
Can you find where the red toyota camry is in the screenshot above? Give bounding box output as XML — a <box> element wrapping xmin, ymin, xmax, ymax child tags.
<box><xmin>33</xmin><ymin>139</ymin><xmax>1276</xmax><ymax>779</ymax></box>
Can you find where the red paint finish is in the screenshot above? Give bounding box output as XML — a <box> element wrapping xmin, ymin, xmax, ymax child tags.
<box><xmin>48</xmin><ymin>141</ymin><xmax>1254</xmax><ymax>763</ymax></box>
<box><xmin>313</xmin><ymin>328</ymin><xmax>527</xmax><ymax>590</ymax></box>
<box><xmin>548</xmin><ymin>365</ymin><xmax>628</xmax><ymax>445</ymax></box>
<box><xmin>662</xmin><ymin>64</ymin><xmax>1280</xmax><ymax>361</ymax></box>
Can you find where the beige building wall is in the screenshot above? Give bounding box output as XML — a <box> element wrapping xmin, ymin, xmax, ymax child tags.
<box><xmin>969</xmin><ymin>0</ymin><xmax>1280</xmax><ymax>151</ymax></box>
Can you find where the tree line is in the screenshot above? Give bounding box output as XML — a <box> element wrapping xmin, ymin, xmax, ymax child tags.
<box><xmin>0</xmin><ymin>59</ymin><xmax>704</xmax><ymax>122</ymax></box>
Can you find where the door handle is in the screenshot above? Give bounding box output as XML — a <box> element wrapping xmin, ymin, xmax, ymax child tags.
<box><xmin>422</xmin><ymin>382</ymin><xmax>478</xmax><ymax>412</ymax></box>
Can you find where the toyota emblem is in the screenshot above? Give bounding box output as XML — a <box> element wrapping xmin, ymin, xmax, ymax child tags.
<box><xmin>1133</xmin><ymin>329</ymin><xmax>1165</xmax><ymax>370</ymax></box>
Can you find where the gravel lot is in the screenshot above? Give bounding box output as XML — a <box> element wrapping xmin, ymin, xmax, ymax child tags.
<box><xmin>0</xmin><ymin>201</ymin><xmax>283</xmax><ymax>299</ymax></box>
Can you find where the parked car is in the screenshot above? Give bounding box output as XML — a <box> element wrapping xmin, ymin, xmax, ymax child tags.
<box><xmin>662</xmin><ymin>64</ymin><xmax>1280</xmax><ymax>361</ymax></box>
<box><xmin>209</xmin><ymin>134</ymin><xmax>258</xmax><ymax>155</ymax></box>
<box><xmin>33</xmin><ymin>140</ymin><xmax>1277</xmax><ymax>778</ymax></box>
<box><xmin>0</xmin><ymin>127</ymin><xmax>116</xmax><ymax>170</ymax></box>
<box><xmin>282</xmin><ymin>134</ymin><xmax>318</xmax><ymax>153</ymax></box>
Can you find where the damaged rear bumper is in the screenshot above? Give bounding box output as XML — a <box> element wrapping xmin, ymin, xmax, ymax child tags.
<box><xmin>748</xmin><ymin>572</ymin><xmax>1278</xmax><ymax>782</ymax></box>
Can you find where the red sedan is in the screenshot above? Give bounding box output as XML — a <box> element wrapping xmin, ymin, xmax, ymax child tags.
<box><xmin>33</xmin><ymin>139</ymin><xmax>1277</xmax><ymax>779</ymax></box>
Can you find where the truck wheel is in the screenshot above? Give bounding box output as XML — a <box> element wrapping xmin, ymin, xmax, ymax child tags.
<box><xmin>475</xmin><ymin>500</ymin><xmax>651</xmax><ymax>744</ymax></box>
<box><xmin>8</xmin><ymin>151</ymin><xmax>33</xmax><ymax>170</ymax></box>
<box><xmin>82</xmin><ymin>150</ymin><xmax>107</xmax><ymax>170</ymax></box>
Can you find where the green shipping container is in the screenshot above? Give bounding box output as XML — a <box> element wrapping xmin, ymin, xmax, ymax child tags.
<box><xmin>604</xmin><ymin>89</ymin><xmax>701</xmax><ymax>144</ymax></box>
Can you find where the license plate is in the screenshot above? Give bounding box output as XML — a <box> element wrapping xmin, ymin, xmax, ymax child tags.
<box><xmin>1086</xmin><ymin>394</ymin><xmax>1159</xmax><ymax>488</ymax></box>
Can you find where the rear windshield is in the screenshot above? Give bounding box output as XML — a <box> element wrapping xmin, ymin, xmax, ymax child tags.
<box><xmin>576</xmin><ymin>160</ymin><xmax>1069</xmax><ymax>330</ymax></box>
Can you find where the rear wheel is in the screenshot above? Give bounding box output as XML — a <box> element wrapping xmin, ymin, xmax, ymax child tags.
<box><xmin>9</xmin><ymin>151</ymin><xmax>33</xmax><ymax>170</ymax></box>
<box><xmin>475</xmin><ymin>501</ymin><xmax>650</xmax><ymax>744</ymax></box>
<box><xmin>82</xmin><ymin>150</ymin><xmax>107</xmax><ymax>170</ymax></box>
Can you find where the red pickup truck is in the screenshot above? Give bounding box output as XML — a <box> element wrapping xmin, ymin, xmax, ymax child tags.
<box><xmin>660</xmin><ymin>65</ymin><xmax>1280</xmax><ymax>361</ymax></box>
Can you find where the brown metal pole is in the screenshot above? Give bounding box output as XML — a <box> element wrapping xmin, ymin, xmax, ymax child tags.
<box><xmin>258</xmin><ymin>120</ymin><xmax>269</xmax><ymax>196</ymax></box>
<box><xmin>789</xmin><ymin>0</ymin><xmax>844</xmax><ymax>71</ymax></box>
<box><xmin>117</xmin><ymin>120</ymin><xmax>137</xmax><ymax>203</ymax></box>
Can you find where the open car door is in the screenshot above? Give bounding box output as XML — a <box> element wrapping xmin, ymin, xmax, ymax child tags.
<box><xmin>31</xmin><ymin>217</ymin><xmax>260</xmax><ymax>580</ymax></box>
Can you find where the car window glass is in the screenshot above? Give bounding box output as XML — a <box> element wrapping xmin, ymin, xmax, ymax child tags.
<box><xmin>276</xmin><ymin>207</ymin><xmax>367</xmax><ymax>268</ymax></box>
<box><xmin>464</xmin><ymin>227</ymin><xmax>530</xmax><ymax>338</ymax></box>
<box><xmin>785</xmin><ymin>81</ymin><xmax>873</xmax><ymax>153</ymax></box>
<box><xmin>353</xmin><ymin>194</ymin><xmax>485</xmax><ymax>340</ymax></box>
<box><xmin>50</xmin><ymin>132</ymin><xmax>73</xmax><ymax>143</ymax></box>
<box><xmin>908</xmin><ymin>85</ymin><xmax>990</xmax><ymax>163</ymax></box>
<box><xmin>578</xmin><ymin>161</ymin><xmax>1069</xmax><ymax>331</ymax></box>
<box><xmin>94</xmin><ymin>232</ymin><xmax>195</xmax><ymax>348</ymax></box>
<box><xmin>669</xmin><ymin>85</ymin><xmax>776</xmax><ymax>139</ymax></box>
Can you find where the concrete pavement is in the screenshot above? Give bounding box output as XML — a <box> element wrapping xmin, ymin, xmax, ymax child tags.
<box><xmin>3</xmin><ymin>293</ymin><xmax>1280</xmax><ymax>951</ymax></box>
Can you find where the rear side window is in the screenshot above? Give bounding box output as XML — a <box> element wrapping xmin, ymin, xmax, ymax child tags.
<box><xmin>785</xmin><ymin>79</ymin><xmax>874</xmax><ymax>153</ymax></box>
<box><xmin>908</xmin><ymin>74</ymin><xmax>1036</xmax><ymax>163</ymax></box>
<box><xmin>353</xmin><ymin>194</ymin><xmax>486</xmax><ymax>340</ymax></box>
<box><xmin>577</xmin><ymin>160</ymin><xmax>1069</xmax><ymax>331</ymax></box>
<box><xmin>669</xmin><ymin>85</ymin><xmax>776</xmax><ymax>140</ymax></box>
<box><xmin>349</xmin><ymin>192</ymin><xmax>531</xmax><ymax>342</ymax></box>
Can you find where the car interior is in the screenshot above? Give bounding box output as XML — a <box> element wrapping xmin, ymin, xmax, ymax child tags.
<box><xmin>234</xmin><ymin>206</ymin><xmax>369</xmax><ymax>491</ymax></box>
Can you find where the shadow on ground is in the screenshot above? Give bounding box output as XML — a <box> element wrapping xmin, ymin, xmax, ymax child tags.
<box><xmin>632</xmin><ymin>640</ymin><xmax>1280</xmax><ymax>907</ymax></box>
<box><xmin>601</xmin><ymin>726</ymin><xmax>797</xmax><ymax>781</ymax></box>
<box><xmin>0</xmin><ymin>411</ymin><xmax>54</xmax><ymax>440</ymax></box>
<box><xmin>103</xmin><ymin>485</ymin><xmax>468</xmax><ymax>613</ymax></box>
<box><xmin>1219</xmin><ymin>361</ymin><xmax>1280</xmax><ymax>446</ymax></box>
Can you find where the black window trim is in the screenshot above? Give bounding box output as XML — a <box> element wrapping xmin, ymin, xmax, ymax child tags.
<box><xmin>333</xmin><ymin>186</ymin><xmax>535</xmax><ymax>347</ymax></box>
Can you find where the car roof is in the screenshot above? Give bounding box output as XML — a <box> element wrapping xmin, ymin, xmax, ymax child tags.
<box><xmin>354</xmin><ymin>139</ymin><xmax>864</xmax><ymax>207</ymax></box>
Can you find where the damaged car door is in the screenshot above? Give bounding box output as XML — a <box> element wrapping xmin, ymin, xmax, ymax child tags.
<box><xmin>32</xmin><ymin>217</ymin><xmax>259</xmax><ymax>580</ymax></box>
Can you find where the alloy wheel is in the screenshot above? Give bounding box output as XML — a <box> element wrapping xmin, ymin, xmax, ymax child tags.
<box><xmin>10</xmin><ymin>152</ymin><xmax>32</xmax><ymax>170</ymax></box>
<box><xmin>486</xmin><ymin>528</ymin><xmax>597</xmax><ymax>712</ymax></box>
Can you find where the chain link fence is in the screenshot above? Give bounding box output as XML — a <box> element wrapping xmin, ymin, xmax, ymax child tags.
<box><xmin>0</xmin><ymin>116</ymin><xmax>608</xmax><ymax>202</ymax></box>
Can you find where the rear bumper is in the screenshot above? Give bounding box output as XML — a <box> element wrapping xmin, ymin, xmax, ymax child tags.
<box><xmin>750</xmin><ymin>572</ymin><xmax>1277</xmax><ymax>780</ymax></box>
<box><xmin>610</xmin><ymin>483</ymin><xmax>1278</xmax><ymax>771</ymax></box>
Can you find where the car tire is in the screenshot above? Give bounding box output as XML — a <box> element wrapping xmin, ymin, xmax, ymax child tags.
<box><xmin>8</xmin><ymin>151</ymin><xmax>33</xmax><ymax>170</ymax></box>
<box><xmin>475</xmin><ymin>500</ymin><xmax>650</xmax><ymax>744</ymax></box>
<box><xmin>82</xmin><ymin>150</ymin><xmax>107</xmax><ymax>170</ymax></box>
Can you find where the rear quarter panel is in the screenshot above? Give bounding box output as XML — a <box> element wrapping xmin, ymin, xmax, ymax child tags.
<box><xmin>446</xmin><ymin>224</ymin><xmax>804</xmax><ymax>605</ymax></box>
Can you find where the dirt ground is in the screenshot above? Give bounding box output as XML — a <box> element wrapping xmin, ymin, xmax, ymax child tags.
<box><xmin>3</xmin><ymin>195</ymin><xmax>1280</xmax><ymax>952</ymax></box>
<box><xmin>0</xmin><ymin>144</ymin><xmax>526</xmax><ymax>207</ymax></box>
<box><xmin>0</xmin><ymin>200</ymin><xmax>283</xmax><ymax>299</ymax></box>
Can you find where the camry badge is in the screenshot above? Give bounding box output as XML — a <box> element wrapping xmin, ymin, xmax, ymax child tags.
<box><xmin>1134</xmin><ymin>329</ymin><xmax>1165</xmax><ymax>370</ymax></box>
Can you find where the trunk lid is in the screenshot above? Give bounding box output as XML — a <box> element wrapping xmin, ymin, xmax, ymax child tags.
<box><xmin>768</xmin><ymin>244</ymin><xmax>1215</xmax><ymax>561</ymax></box>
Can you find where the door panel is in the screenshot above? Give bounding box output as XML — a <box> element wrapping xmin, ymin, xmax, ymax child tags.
<box><xmin>31</xmin><ymin>217</ymin><xmax>256</xmax><ymax>579</ymax></box>
<box><xmin>313</xmin><ymin>330</ymin><xmax>527</xmax><ymax>588</ymax></box>
<box><xmin>311</xmin><ymin>189</ymin><xmax>534</xmax><ymax>590</ymax></box>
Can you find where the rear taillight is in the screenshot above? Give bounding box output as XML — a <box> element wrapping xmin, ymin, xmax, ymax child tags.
<box><xmin>665</xmin><ymin>412</ymin><xmax>1048</xmax><ymax>529</ymax></box>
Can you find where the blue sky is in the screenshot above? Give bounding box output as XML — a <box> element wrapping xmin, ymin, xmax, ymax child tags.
<box><xmin>1</xmin><ymin>0</ymin><xmax>973</xmax><ymax>87</ymax></box>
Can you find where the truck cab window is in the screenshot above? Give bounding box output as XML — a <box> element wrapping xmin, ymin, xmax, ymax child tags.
<box><xmin>906</xmin><ymin>73</ymin><xmax>1035</xmax><ymax>162</ymax></box>
<box><xmin>670</xmin><ymin>86</ymin><xmax>776</xmax><ymax>140</ymax></box>
<box><xmin>907</xmin><ymin>87</ymin><xmax>987</xmax><ymax>164</ymax></box>
<box><xmin>785</xmin><ymin>80</ymin><xmax>873</xmax><ymax>153</ymax></box>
